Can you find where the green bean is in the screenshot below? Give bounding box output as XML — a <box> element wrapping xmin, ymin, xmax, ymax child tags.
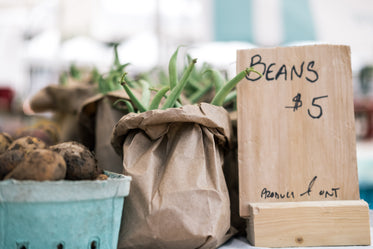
<box><xmin>169</xmin><ymin>47</ymin><xmax>180</xmax><ymax>89</ymax></box>
<box><xmin>189</xmin><ymin>84</ymin><xmax>213</xmax><ymax>104</ymax></box>
<box><xmin>162</xmin><ymin>95</ymin><xmax>183</xmax><ymax>107</ymax></box>
<box><xmin>210</xmin><ymin>67</ymin><xmax>262</xmax><ymax>106</ymax></box>
<box><xmin>174</xmin><ymin>100</ymin><xmax>182</xmax><ymax>108</ymax></box>
<box><xmin>120</xmin><ymin>73</ymin><xmax>147</xmax><ymax>112</ymax></box>
<box><xmin>113</xmin><ymin>99</ymin><xmax>135</xmax><ymax>113</ymax></box>
<box><xmin>110</xmin><ymin>74</ymin><xmax>123</xmax><ymax>92</ymax></box>
<box><xmin>138</xmin><ymin>79</ymin><xmax>151</xmax><ymax>109</ymax></box>
<box><xmin>107</xmin><ymin>78</ymin><xmax>115</xmax><ymax>91</ymax></box>
<box><xmin>187</xmin><ymin>76</ymin><xmax>204</xmax><ymax>91</ymax></box>
<box><xmin>157</xmin><ymin>69</ymin><xmax>168</xmax><ymax>86</ymax></box>
<box><xmin>162</xmin><ymin>58</ymin><xmax>197</xmax><ymax>109</ymax></box>
<box><xmin>138</xmin><ymin>71</ymin><xmax>152</xmax><ymax>84</ymax></box>
<box><xmin>98</xmin><ymin>76</ymin><xmax>108</xmax><ymax>94</ymax></box>
<box><xmin>223</xmin><ymin>90</ymin><xmax>236</xmax><ymax>105</ymax></box>
<box><xmin>149</xmin><ymin>86</ymin><xmax>170</xmax><ymax>110</ymax></box>
<box><xmin>116</xmin><ymin>62</ymin><xmax>130</xmax><ymax>72</ymax></box>
<box><xmin>204</xmin><ymin>69</ymin><xmax>224</xmax><ymax>92</ymax></box>
<box><xmin>113</xmin><ymin>44</ymin><xmax>120</xmax><ymax>67</ymax></box>
<box><xmin>186</xmin><ymin>54</ymin><xmax>197</xmax><ymax>76</ymax></box>
<box><xmin>59</xmin><ymin>72</ymin><xmax>68</xmax><ymax>86</ymax></box>
<box><xmin>90</xmin><ymin>67</ymin><xmax>100</xmax><ymax>85</ymax></box>
<box><xmin>149</xmin><ymin>87</ymin><xmax>159</xmax><ymax>92</ymax></box>
<box><xmin>69</xmin><ymin>64</ymin><xmax>80</xmax><ymax>79</ymax></box>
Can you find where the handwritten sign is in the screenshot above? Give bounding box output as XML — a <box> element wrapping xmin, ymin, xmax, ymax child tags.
<box><xmin>237</xmin><ymin>45</ymin><xmax>359</xmax><ymax>217</ymax></box>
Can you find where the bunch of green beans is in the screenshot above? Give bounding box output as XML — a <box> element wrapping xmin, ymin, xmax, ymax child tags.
<box><xmin>58</xmin><ymin>63</ymin><xmax>82</xmax><ymax>86</ymax></box>
<box><xmin>97</xmin><ymin>44</ymin><xmax>131</xmax><ymax>94</ymax></box>
<box><xmin>115</xmin><ymin>47</ymin><xmax>262</xmax><ymax>113</ymax></box>
<box><xmin>181</xmin><ymin>54</ymin><xmax>262</xmax><ymax>108</ymax></box>
<box><xmin>118</xmin><ymin>49</ymin><xmax>197</xmax><ymax>112</ymax></box>
<box><xmin>183</xmin><ymin>56</ymin><xmax>217</xmax><ymax>104</ymax></box>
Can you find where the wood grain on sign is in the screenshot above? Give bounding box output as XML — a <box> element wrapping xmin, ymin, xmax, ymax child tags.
<box><xmin>237</xmin><ymin>45</ymin><xmax>359</xmax><ymax>218</ymax></box>
<box><xmin>246</xmin><ymin>200</ymin><xmax>371</xmax><ymax>247</ymax></box>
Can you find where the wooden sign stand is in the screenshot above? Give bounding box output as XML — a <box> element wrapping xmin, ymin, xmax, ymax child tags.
<box><xmin>236</xmin><ymin>45</ymin><xmax>371</xmax><ymax>247</ymax></box>
<box><xmin>247</xmin><ymin>200</ymin><xmax>370</xmax><ymax>247</ymax></box>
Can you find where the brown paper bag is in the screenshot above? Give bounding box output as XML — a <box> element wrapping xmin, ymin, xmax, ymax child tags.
<box><xmin>78</xmin><ymin>90</ymin><xmax>131</xmax><ymax>174</ymax></box>
<box><xmin>111</xmin><ymin>103</ymin><xmax>233</xmax><ymax>249</ymax></box>
<box><xmin>29</xmin><ymin>83</ymin><xmax>97</xmax><ymax>142</ymax></box>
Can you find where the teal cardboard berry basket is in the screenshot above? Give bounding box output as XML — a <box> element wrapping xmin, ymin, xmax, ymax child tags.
<box><xmin>0</xmin><ymin>171</ymin><xmax>131</xmax><ymax>249</ymax></box>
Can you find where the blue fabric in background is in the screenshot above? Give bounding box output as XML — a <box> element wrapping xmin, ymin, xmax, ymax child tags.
<box><xmin>213</xmin><ymin>0</ymin><xmax>254</xmax><ymax>42</ymax></box>
<box><xmin>282</xmin><ymin>0</ymin><xmax>316</xmax><ymax>44</ymax></box>
<box><xmin>358</xmin><ymin>158</ymin><xmax>373</xmax><ymax>209</ymax></box>
<box><xmin>213</xmin><ymin>0</ymin><xmax>316</xmax><ymax>45</ymax></box>
<box><xmin>360</xmin><ymin>187</ymin><xmax>373</xmax><ymax>209</ymax></box>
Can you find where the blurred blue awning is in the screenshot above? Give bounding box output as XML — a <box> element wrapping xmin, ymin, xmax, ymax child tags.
<box><xmin>213</xmin><ymin>0</ymin><xmax>316</xmax><ymax>45</ymax></box>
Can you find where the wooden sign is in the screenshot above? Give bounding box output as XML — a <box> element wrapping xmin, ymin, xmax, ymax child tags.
<box><xmin>237</xmin><ymin>45</ymin><xmax>360</xmax><ymax>218</ymax></box>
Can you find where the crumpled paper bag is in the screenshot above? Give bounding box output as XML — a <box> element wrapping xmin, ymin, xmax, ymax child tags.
<box><xmin>78</xmin><ymin>90</ymin><xmax>132</xmax><ymax>174</ymax></box>
<box><xmin>111</xmin><ymin>103</ymin><xmax>233</xmax><ymax>249</ymax></box>
<box><xmin>29</xmin><ymin>83</ymin><xmax>97</xmax><ymax>142</ymax></box>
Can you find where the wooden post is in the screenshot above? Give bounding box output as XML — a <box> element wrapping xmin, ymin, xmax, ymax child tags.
<box><xmin>236</xmin><ymin>45</ymin><xmax>370</xmax><ymax>247</ymax></box>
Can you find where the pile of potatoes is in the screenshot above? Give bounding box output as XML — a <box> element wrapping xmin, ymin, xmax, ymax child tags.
<box><xmin>0</xmin><ymin>133</ymin><xmax>106</xmax><ymax>181</ymax></box>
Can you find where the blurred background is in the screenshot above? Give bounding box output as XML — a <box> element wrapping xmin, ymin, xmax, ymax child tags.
<box><xmin>0</xmin><ymin>0</ymin><xmax>373</xmax><ymax>204</ymax></box>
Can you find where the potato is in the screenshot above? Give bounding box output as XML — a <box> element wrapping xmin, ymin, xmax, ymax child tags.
<box><xmin>0</xmin><ymin>132</ymin><xmax>13</xmax><ymax>154</ymax></box>
<box><xmin>34</xmin><ymin>120</ymin><xmax>60</xmax><ymax>145</ymax></box>
<box><xmin>0</xmin><ymin>150</ymin><xmax>25</xmax><ymax>179</ymax></box>
<box><xmin>96</xmin><ymin>174</ymin><xmax>108</xmax><ymax>180</ymax></box>
<box><xmin>15</xmin><ymin>120</ymin><xmax>60</xmax><ymax>146</ymax></box>
<box><xmin>50</xmin><ymin>141</ymin><xmax>102</xmax><ymax>180</ymax></box>
<box><xmin>8</xmin><ymin>136</ymin><xmax>46</xmax><ymax>152</ymax></box>
<box><xmin>15</xmin><ymin>128</ymin><xmax>54</xmax><ymax>146</ymax></box>
<box><xmin>4</xmin><ymin>149</ymin><xmax>66</xmax><ymax>181</ymax></box>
